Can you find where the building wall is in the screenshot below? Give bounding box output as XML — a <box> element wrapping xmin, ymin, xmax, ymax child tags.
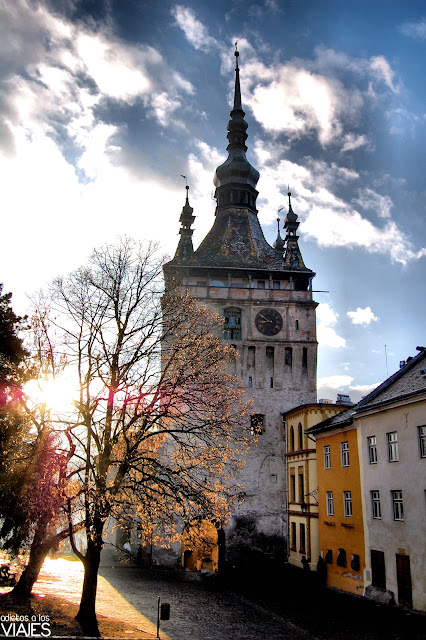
<box><xmin>356</xmin><ymin>395</ymin><xmax>426</xmax><ymax>611</ymax></box>
<box><xmin>316</xmin><ymin>426</ymin><xmax>365</xmax><ymax>595</ymax></box>
<box><xmin>286</xmin><ymin>404</ymin><xmax>348</xmax><ymax>570</ymax></box>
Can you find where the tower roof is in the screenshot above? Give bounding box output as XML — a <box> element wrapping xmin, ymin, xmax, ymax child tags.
<box><xmin>166</xmin><ymin>48</ymin><xmax>313</xmax><ymax>280</ymax></box>
<box><xmin>172</xmin><ymin>185</ymin><xmax>195</xmax><ymax>263</ymax></box>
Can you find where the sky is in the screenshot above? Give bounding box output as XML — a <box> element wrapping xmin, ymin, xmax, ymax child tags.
<box><xmin>0</xmin><ymin>0</ymin><xmax>425</xmax><ymax>402</ymax></box>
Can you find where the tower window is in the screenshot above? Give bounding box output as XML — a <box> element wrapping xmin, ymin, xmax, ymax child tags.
<box><xmin>248</xmin><ymin>345</ymin><xmax>256</xmax><ymax>370</ymax></box>
<box><xmin>224</xmin><ymin>307</ymin><xmax>241</xmax><ymax>340</ymax></box>
<box><xmin>248</xmin><ymin>376</ymin><xmax>253</xmax><ymax>388</ymax></box>
<box><xmin>295</xmin><ymin>320</ymin><xmax>299</xmax><ymax>330</ymax></box>
<box><xmin>285</xmin><ymin>347</ymin><xmax>292</xmax><ymax>368</ymax></box>
<box><xmin>250</xmin><ymin>414</ymin><xmax>265</xmax><ymax>436</ymax></box>
<box><xmin>302</xmin><ymin>347</ymin><xmax>308</xmax><ymax>369</ymax></box>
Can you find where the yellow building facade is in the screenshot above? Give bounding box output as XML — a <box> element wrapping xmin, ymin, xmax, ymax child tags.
<box><xmin>309</xmin><ymin>415</ymin><xmax>365</xmax><ymax>595</ymax></box>
<box><xmin>284</xmin><ymin>403</ymin><xmax>348</xmax><ymax>570</ymax></box>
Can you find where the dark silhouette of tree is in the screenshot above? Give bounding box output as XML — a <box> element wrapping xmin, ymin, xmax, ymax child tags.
<box><xmin>0</xmin><ymin>290</ymin><xmax>79</xmax><ymax>598</ymax></box>
<box><xmin>42</xmin><ymin>238</ymin><xmax>250</xmax><ymax>636</ymax></box>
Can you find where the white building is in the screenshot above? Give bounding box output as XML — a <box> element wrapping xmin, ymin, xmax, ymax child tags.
<box><xmin>355</xmin><ymin>347</ymin><xmax>426</xmax><ymax>611</ymax></box>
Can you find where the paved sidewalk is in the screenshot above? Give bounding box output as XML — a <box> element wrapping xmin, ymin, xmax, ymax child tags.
<box><xmin>34</xmin><ymin>558</ymin><xmax>160</xmax><ymax>639</ymax></box>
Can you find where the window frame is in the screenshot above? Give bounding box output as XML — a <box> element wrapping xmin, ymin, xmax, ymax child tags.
<box><xmin>299</xmin><ymin>523</ymin><xmax>306</xmax><ymax>554</ymax></box>
<box><xmin>419</xmin><ymin>425</ymin><xmax>426</xmax><ymax>458</ymax></box>
<box><xmin>343</xmin><ymin>490</ymin><xmax>353</xmax><ymax>517</ymax></box>
<box><xmin>324</xmin><ymin>445</ymin><xmax>331</xmax><ymax>470</ymax></box>
<box><xmin>392</xmin><ymin>490</ymin><xmax>404</xmax><ymax>521</ymax></box>
<box><xmin>290</xmin><ymin>521</ymin><xmax>297</xmax><ymax>550</ymax></box>
<box><xmin>326</xmin><ymin>491</ymin><xmax>334</xmax><ymax>516</ymax></box>
<box><xmin>368</xmin><ymin>436</ymin><xmax>378</xmax><ymax>464</ymax></box>
<box><xmin>223</xmin><ymin>307</ymin><xmax>242</xmax><ymax>340</ymax></box>
<box><xmin>341</xmin><ymin>441</ymin><xmax>350</xmax><ymax>467</ymax></box>
<box><xmin>371</xmin><ymin>490</ymin><xmax>381</xmax><ymax>519</ymax></box>
<box><xmin>388</xmin><ymin>431</ymin><xmax>399</xmax><ymax>462</ymax></box>
<box><xmin>250</xmin><ymin>413</ymin><xmax>265</xmax><ymax>436</ymax></box>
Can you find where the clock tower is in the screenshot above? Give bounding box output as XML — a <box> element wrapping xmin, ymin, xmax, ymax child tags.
<box><xmin>164</xmin><ymin>49</ymin><xmax>317</xmax><ymax>562</ymax></box>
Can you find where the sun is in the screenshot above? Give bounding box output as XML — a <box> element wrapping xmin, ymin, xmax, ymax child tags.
<box><xmin>25</xmin><ymin>374</ymin><xmax>78</xmax><ymax>415</ymax></box>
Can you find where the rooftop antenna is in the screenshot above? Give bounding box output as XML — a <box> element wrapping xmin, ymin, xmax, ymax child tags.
<box><xmin>180</xmin><ymin>174</ymin><xmax>188</xmax><ymax>186</ymax></box>
<box><xmin>385</xmin><ymin>344</ymin><xmax>389</xmax><ymax>378</ymax></box>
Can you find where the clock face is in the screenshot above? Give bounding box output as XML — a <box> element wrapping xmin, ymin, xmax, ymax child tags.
<box><xmin>255</xmin><ymin>308</ymin><xmax>283</xmax><ymax>336</ymax></box>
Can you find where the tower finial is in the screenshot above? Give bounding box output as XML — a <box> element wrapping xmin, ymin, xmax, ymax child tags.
<box><xmin>273</xmin><ymin>206</ymin><xmax>285</xmax><ymax>253</ymax></box>
<box><xmin>233</xmin><ymin>43</ymin><xmax>242</xmax><ymax>111</ymax></box>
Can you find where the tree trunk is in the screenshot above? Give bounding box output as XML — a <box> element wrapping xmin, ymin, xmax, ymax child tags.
<box><xmin>12</xmin><ymin>531</ymin><xmax>51</xmax><ymax>598</ymax></box>
<box><xmin>75</xmin><ymin>518</ymin><xmax>104</xmax><ymax>637</ymax></box>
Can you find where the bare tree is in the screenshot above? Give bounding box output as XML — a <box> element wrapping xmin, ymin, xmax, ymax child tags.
<box><xmin>45</xmin><ymin>238</ymin><xmax>250</xmax><ymax>636</ymax></box>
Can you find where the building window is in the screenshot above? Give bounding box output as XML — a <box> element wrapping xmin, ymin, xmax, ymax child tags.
<box><xmin>285</xmin><ymin>347</ymin><xmax>292</xmax><ymax>368</ymax></box>
<box><xmin>341</xmin><ymin>441</ymin><xmax>350</xmax><ymax>467</ymax></box>
<box><xmin>298</xmin><ymin>472</ymin><xmax>304</xmax><ymax>503</ymax></box>
<box><xmin>419</xmin><ymin>426</ymin><xmax>426</xmax><ymax>458</ymax></box>
<box><xmin>290</xmin><ymin>473</ymin><xmax>296</xmax><ymax>502</ymax></box>
<box><xmin>289</xmin><ymin>426</ymin><xmax>295</xmax><ymax>452</ymax></box>
<box><xmin>298</xmin><ymin>423</ymin><xmax>303</xmax><ymax>450</ymax></box>
<box><xmin>326</xmin><ymin>491</ymin><xmax>334</xmax><ymax>516</ymax></box>
<box><xmin>392</xmin><ymin>490</ymin><xmax>404</xmax><ymax>521</ymax></box>
<box><xmin>368</xmin><ymin>436</ymin><xmax>378</xmax><ymax>464</ymax></box>
<box><xmin>325</xmin><ymin>549</ymin><xmax>333</xmax><ymax>564</ymax></box>
<box><xmin>257</xmin><ymin>280</ymin><xmax>265</xmax><ymax>289</ymax></box>
<box><xmin>250</xmin><ymin>414</ymin><xmax>265</xmax><ymax>436</ymax></box>
<box><xmin>273</xmin><ymin>281</ymin><xmax>280</xmax><ymax>290</ymax></box>
<box><xmin>351</xmin><ymin>554</ymin><xmax>360</xmax><ymax>572</ymax></box>
<box><xmin>337</xmin><ymin>548</ymin><xmax>347</xmax><ymax>567</ymax></box>
<box><xmin>324</xmin><ymin>445</ymin><xmax>331</xmax><ymax>470</ymax></box>
<box><xmin>291</xmin><ymin>522</ymin><xmax>297</xmax><ymax>550</ymax></box>
<box><xmin>302</xmin><ymin>347</ymin><xmax>308</xmax><ymax>370</ymax></box>
<box><xmin>343</xmin><ymin>491</ymin><xmax>352</xmax><ymax>517</ymax></box>
<box><xmin>248</xmin><ymin>376</ymin><xmax>253</xmax><ymax>388</ymax></box>
<box><xmin>371</xmin><ymin>491</ymin><xmax>381</xmax><ymax>519</ymax></box>
<box><xmin>295</xmin><ymin>320</ymin><xmax>299</xmax><ymax>330</ymax></box>
<box><xmin>299</xmin><ymin>523</ymin><xmax>306</xmax><ymax>553</ymax></box>
<box><xmin>247</xmin><ymin>345</ymin><xmax>255</xmax><ymax>370</ymax></box>
<box><xmin>388</xmin><ymin>432</ymin><xmax>398</xmax><ymax>462</ymax></box>
<box><xmin>224</xmin><ymin>307</ymin><xmax>241</xmax><ymax>340</ymax></box>
<box><xmin>270</xmin><ymin>377</ymin><xmax>274</xmax><ymax>388</ymax></box>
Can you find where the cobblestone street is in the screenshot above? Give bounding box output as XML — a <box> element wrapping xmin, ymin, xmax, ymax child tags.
<box><xmin>98</xmin><ymin>566</ymin><xmax>305</xmax><ymax>640</ymax></box>
<box><xmin>99</xmin><ymin>565</ymin><xmax>426</xmax><ymax>640</ymax></box>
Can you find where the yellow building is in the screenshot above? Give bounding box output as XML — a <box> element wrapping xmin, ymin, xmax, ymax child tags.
<box><xmin>284</xmin><ymin>402</ymin><xmax>348</xmax><ymax>570</ymax></box>
<box><xmin>307</xmin><ymin>409</ymin><xmax>365</xmax><ymax>595</ymax></box>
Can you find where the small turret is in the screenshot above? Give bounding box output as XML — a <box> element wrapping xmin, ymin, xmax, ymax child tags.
<box><xmin>173</xmin><ymin>185</ymin><xmax>195</xmax><ymax>262</ymax></box>
<box><xmin>273</xmin><ymin>214</ymin><xmax>285</xmax><ymax>254</ymax></box>
<box><xmin>283</xmin><ymin>192</ymin><xmax>306</xmax><ymax>269</ymax></box>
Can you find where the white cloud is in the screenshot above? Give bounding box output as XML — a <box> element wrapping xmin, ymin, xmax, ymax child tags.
<box><xmin>370</xmin><ymin>56</ymin><xmax>399</xmax><ymax>94</ymax></box>
<box><xmin>301</xmin><ymin>204</ymin><xmax>426</xmax><ymax>266</ymax></box>
<box><xmin>245</xmin><ymin>62</ymin><xmax>362</xmax><ymax>146</ymax></box>
<box><xmin>171</xmin><ymin>5</ymin><xmax>218</xmax><ymax>52</ymax></box>
<box><xmin>354</xmin><ymin>188</ymin><xmax>393</xmax><ymax>219</ymax></box>
<box><xmin>400</xmin><ymin>18</ymin><xmax>426</xmax><ymax>41</ymax></box>
<box><xmin>341</xmin><ymin>133</ymin><xmax>371</xmax><ymax>153</ymax></box>
<box><xmin>350</xmin><ymin>382</ymin><xmax>382</xmax><ymax>395</ymax></box>
<box><xmin>318</xmin><ymin>374</ymin><xmax>354</xmax><ymax>390</ymax></box>
<box><xmin>347</xmin><ymin>306</ymin><xmax>379</xmax><ymax>325</ymax></box>
<box><xmin>317</xmin><ymin>303</ymin><xmax>346</xmax><ymax>348</ymax></box>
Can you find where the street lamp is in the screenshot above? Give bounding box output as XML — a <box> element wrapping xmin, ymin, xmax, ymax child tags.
<box><xmin>300</xmin><ymin>488</ymin><xmax>318</xmax><ymax>514</ymax></box>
